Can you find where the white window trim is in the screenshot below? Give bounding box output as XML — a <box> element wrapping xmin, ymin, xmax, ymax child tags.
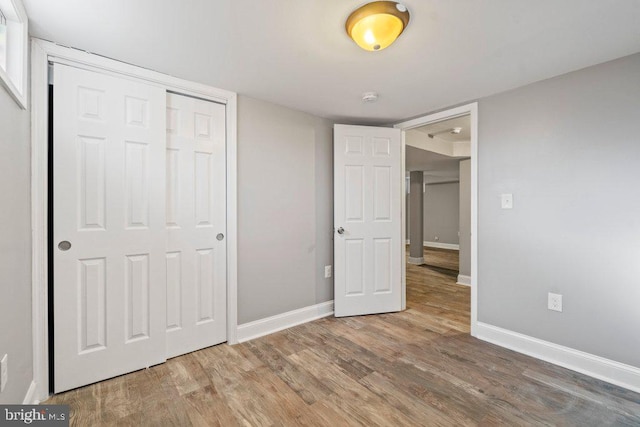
<box><xmin>0</xmin><ymin>0</ymin><xmax>28</xmax><ymax>108</ymax></box>
<box><xmin>30</xmin><ymin>38</ymin><xmax>239</xmax><ymax>403</ymax></box>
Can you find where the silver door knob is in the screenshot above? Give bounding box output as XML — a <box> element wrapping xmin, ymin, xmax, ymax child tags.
<box><xmin>216</xmin><ymin>233</ymin><xmax>225</xmax><ymax>241</ymax></box>
<box><xmin>337</xmin><ymin>227</ymin><xmax>345</xmax><ymax>235</ymax></box>
<box><xmin>58</xmin><ymin>241</ymin><xmax>72</xmax><ymax>251</ymax></box>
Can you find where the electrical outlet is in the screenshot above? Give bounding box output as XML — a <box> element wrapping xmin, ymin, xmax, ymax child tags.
<box><xmin>1</xmin><ymin>354</ymin><xmax>7</xmax><ymax>393</ymax></box>
<box><xmin>324</xmin><ymin>265</ymin><xmax>332</xmax><ymax>278</ymax></box>
<box><xmin>548</xmin><ymin>293</ymin><xmax>563</xmax><ymax>312</ymax></box>
<box><xmin>501</xmin><ymin>193</ymin><xmax>513</xmax><ymax>209</ymax></box>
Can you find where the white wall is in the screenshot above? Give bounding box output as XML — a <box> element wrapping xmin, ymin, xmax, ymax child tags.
<box><xmin>237</xmin><ymin>96</ymin><xmax>334</xmax><ymax>324</ymax></box>
<box><xmin>478</xmin><ymin>52</ymin><xmax>640</xmax><ymax>368</ymax></box>
<box><xmin>0</xmin><ymin>85</ymin><xmax>32</xmax><ymax>403</ymax></box>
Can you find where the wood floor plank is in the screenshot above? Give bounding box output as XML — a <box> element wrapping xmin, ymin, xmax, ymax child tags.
<box><xmin>181</xmin><ymin>385</ymin><xmax>241</xmax><ymax>427</ymax></box>
<box><xmin>245</xmin><ymin>339</ymin><xmax>333</xmax><ymax>405</ymax></box>
<box><xmin>46</xmin><ymin>247</ymin><xmax>640</xmax><ymax>426</ymax></box>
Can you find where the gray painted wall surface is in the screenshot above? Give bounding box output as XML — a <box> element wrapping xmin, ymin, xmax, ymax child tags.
<box><xmin>0</xmin><ymin>86</ymin><xmax>32</xmax><ymax>403</ymax></box>
<box><xmin>478</xmin><ymin>53</ymin><xmax>640</xmax><ymax>368</ymax></box>
<box><xmin>408</xmin><ymin>172</ymin><xmax>424</xmax><ymax>259</ymax></box>
<box><xmin>237</xmin><ymin>96</ymin><xmax>334</xmax><ymax>324</ymax></box>
<box><xmin>458</xmin><ymin>160</ymin><xmax>471</xmax><ymax>276</ymax></box>
<box><xmin>423</xmin><ymin>182</ymin><xmax>459</xmax><ymax>245</ymax></box>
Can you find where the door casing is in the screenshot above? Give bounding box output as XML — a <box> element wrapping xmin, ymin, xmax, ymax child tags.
<box><xmin>30</xmin><ymin>38</ymin><xmax>239</xmax><ymax>402</ymax></box>
<box><xmin>394</xmin><ymin>102</ymin><xmax>479</xmax><ymax>336</ymax></box>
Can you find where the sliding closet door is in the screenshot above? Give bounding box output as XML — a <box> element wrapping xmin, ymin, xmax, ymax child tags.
<box><xmin>165</xmin><ymin>93</ymin><xmax>227</xmax><ymax>358</ymax></box>
<box><xmin>53</xmin><ymin>64</ymin><xmax>166</xmax><ymax>392</ymax></box>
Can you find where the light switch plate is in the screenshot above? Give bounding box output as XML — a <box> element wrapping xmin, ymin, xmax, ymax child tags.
<box><xmin>501</xmin><ymin>193</ymin><xmax>513</xmax><ymax>209</ymax></box>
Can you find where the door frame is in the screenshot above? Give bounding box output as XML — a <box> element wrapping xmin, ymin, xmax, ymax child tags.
<box><xmin>30</xmin><ymin>38</ymin><xmax>239</xmax><ymax>402</ymax></box>
<box><xmin>394</xmin><ymin>102</ymin><xmax>478</xmax><ymax>336</ymax></box>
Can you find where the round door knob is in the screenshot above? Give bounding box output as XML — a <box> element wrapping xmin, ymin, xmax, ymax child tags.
<box><xmin>58</xmin><ymin>241</ymin><xmax>72</xmax><ymax>251</ymax></box>
<box><xmin>337</xmin><ymin>227</ymin><xmax>345</xmax><ymax>235</ymax></box>
<box><xmin>216</xmin><ymin>233</ymin><xmax>225</xmax><ymax>241</ymax></box>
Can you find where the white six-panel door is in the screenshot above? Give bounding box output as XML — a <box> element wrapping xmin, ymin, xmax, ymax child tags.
<box><xmin>334</xmin><ymin>125</ymin><xmax>402</xmax><ymax>317</ymax></box>
<box><xmin>53</xmin><ymin>64</ymin><xmax>167</xmax><ymax>392</ymax></box>
<box><xmin>165</xmin><ymin>93</ymin><xmax>227</xmax><ymax>358</ymax></box>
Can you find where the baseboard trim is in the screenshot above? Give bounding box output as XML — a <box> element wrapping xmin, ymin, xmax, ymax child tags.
<box><xmin>405</xmin><ymin>240</ymin><xmax>460</xmax><ymax>251</ymax></box>
<box><xmin>22</xmin><ymin>380</ymin><xmax>38</xmax><ymax>404</ymax></box>
<box><xmin>456</xmin><ymin>274</ymin><xmax>471</xmax><ymax>286</ymax></box>
<box><xmin>476</xmin><ymin>322</ymin><xmax>640</xmax><ymax>394</ymax></box>
<box><xmin>408</xmin><ymin>256</ymin><xmax>425</xmax><ymax>265</ymax></box>
<box><xmin>424</xmin><ymin>241</ymin><xmax>459</xmax><ymax>250</ymax></box>
<box><xmin>237</xmin><ymin>301</ymin><xmax>334</xmax><ymax>343</ymax></box>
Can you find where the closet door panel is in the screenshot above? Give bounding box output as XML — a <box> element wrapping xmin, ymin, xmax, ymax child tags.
<box><xmin>165</xmin><ymin>93</ymin><xmax>227</xmax><ymax>358</ymax></box>
<box><xmin>53</xmin><ymin>64</ymin><xmax>166</xmax><ymax>393</ymax></box>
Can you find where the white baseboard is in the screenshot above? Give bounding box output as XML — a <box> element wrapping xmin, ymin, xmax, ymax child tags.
<box><xmin>456</xmin><ymin>274</ymin><xmax>471</xmax><ymax>286</ymax></box>
<box><xmin>22</xmin><ymin>380</ymin><xmax>38</xmax><ymax>404</ymax></box>
<box><xmin>424</xmin><ymin>241</ymin><xmax>459</xmax><ymax>250</ymax></box>
<box><xmin>476</xmin><ymin>322</ymin><xmax>640</xmax><ymax>394</ymax></box>
<box><xmin>405</xmin><ymin>240</ymin><xmax>460</xmax><ymax>250</ymax></box>
<box><xmin>237</xmin><ymin>301</ymin><xmax>334</xmax><ymax>343</ymax></box>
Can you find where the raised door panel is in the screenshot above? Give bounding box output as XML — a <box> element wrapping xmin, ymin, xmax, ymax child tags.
<box><xmin>125</xmin><ymin>254</ymin><xmax>150</xmax><ymax>342</ymax></box>
<box><xmin>166</xmin><ymin>149</ymin><xmax>180</xmax><ymax>228</ymax></box>
<box><xmin>165</xmin><ymin>252</ymin><xmax>182</xmax><ymax>331</ymax></box>
<box><xmin>125</xmin><ymin>141</ymin><xmax>150</xmax><ymax>229</ymax></box>
<box><xmin>78</xmin><ymin>137</ymin><xmax>106</xmax><ymax>230</ymax></box>
<box><xmin>78</xmin><ymin>258</ymin><xmax>107</xmax><ymax>353</ymax></box>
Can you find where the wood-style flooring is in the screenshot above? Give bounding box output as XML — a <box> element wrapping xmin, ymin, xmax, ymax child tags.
<box><xmin>46</xmin><ymin>247</ymin><xmax>640</xmax><ymax>426</ymax></box>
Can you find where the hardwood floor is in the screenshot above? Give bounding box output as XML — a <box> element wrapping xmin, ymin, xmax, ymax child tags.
<box><xmin>46</xmin><ymin>248</ymin><xmax>640</xmax><ymax>426</ymax></box>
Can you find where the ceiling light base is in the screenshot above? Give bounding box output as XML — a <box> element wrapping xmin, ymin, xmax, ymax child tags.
<box><xmin>362</xmin><ymin>92</ymin><xmax>379</xmax><ymax>102</ymax></box>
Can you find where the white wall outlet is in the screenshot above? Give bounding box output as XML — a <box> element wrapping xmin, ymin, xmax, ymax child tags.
<box><xmin>501</xmin><ymin>193</ymin><xmax>513</xmax><ymax>209</ymax></box>
<box><xmin>1</xmin><ymin>354</ymin><xmax>7</xmax><ymax>392</ymax></box>
<box><xmin>548</xmin><ymin>293</ymin><xmax>563</xmax><ymax>312</ymax></box>
<box><xmin>324</xmin><ymin>265</ymin><xmax>332</xmax><ymax>278</ymax></box>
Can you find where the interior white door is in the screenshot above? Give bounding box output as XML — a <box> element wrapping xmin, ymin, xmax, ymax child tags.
<box><xmin>334</xmin><ymin>124</ymin><xmax>402</xmax><ymax>317</ymax></box>
<box><xmin>165</xmin><ymin>93</ymin><xmax>227</xmax><ymax>358</ymax></box>
<box><xmin>53</xmin><ymin>64</ymin><xmax>166</xmax><ymax>392</ymax></box>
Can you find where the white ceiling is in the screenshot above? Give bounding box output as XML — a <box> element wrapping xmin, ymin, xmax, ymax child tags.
<box><xmin>23</xmin><ymin>0</ymin><xmax>640</xmax><ymax>124</ymax></box>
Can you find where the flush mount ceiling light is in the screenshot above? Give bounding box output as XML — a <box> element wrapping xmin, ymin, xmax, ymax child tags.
<box><xmin>345</xmin><ymin>1</ymin><xmax>410</xmax><ymax>51</ymax></box>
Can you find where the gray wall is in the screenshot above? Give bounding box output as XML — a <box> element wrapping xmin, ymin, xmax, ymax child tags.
<box><xmin>408</xmin><ymin>172</ymin><xmax>424</xmax><ymax>259</ymax></box>
<box><xmin>458</xmin><ymin>160</ymin><xmax>471</xmax><ymax>277</ymax></box>
<box><xmin>237</xmin><ymin>96</ymin><xmax>334</xmax><ymax>324</ymax></box>
<box><xmin>423</xmin><ymin>182</ymin><xmax>459</xmax><ymax>245</ymax></box>
<box><xmin>0</xmin><ymin>86</ymin><xmax>32</xmax><ymax>403</ymax></box>
<box><xmin>478</xmin><ymin>52</ymin><xmax>640</xmax><ymax>368</ymax></box>
<box><xmin>406</xmin><ymin>178</ymin><xmax>461</xmax><ymax>247</ymax></box>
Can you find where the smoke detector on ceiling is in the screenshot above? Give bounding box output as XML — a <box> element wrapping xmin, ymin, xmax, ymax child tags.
<box><xmin>362</xmin><ymin>92</ymin><xmax>379</xmax><ymax>103</ymax></box>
